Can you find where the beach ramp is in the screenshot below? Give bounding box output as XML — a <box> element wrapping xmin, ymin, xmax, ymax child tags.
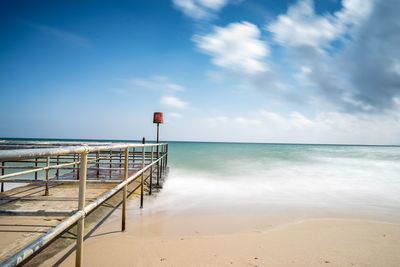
<box><xmin>0</xmin><ymin>140</ymin><xmax>168</xmax><ymax>266</ymax></box>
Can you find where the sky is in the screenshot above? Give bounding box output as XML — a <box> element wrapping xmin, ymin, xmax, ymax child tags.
<box><xmin>0</xmin><ymin>0</ymin><xmax>399</xmax><ymax>145</ymax></box>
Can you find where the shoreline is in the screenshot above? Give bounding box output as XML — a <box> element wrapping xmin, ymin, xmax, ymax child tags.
<box><xmin>44</xmin><ymin>198</ymin><xmax>400</xmax><ymax>266</ymax></box>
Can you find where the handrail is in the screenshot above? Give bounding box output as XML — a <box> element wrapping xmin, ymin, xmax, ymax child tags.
<box><xmin>0</xmin><ymin>143</ymin><xmax>166</xmax><ymax>161</ymax></box>
<box><xmin>0</xmin><ymin>141</ymin><xmax>169</xmax><ymax>267</ymax></box>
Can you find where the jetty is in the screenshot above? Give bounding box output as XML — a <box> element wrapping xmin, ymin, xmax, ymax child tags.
<box><xmin>0</xmin><ymin>140</ymin><xmax>168</xmax><ymax>266</ymax></box>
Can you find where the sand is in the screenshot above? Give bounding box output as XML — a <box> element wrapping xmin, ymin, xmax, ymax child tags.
<box><xmin>44</xmin><ymin>199</ymin><xmax>400</xmax><ymax>267</ymax></box>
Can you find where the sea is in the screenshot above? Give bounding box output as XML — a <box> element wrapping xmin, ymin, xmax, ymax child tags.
<box><xmin>2</xmin><ymin>139</ymin><xmax>400</xmax><ymax>223</ymax></box>
<box><xmin>157</xmin><ymin>142</ymin><xmax>400</xmax><ymax>223</ymax></box>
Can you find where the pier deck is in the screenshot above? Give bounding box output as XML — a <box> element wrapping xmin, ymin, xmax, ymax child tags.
<box><xmin>0</xmin><ymin>140</ymin><xmax>168</xmax><ymax>266</ymax></box>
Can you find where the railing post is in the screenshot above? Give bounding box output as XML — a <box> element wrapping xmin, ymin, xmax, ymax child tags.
<box><xmin>34</xmin><ymin>158</ymin><xmax>38</xmax><ymax>180</ymax></box>
<box><xmin>1</xmin><ymin>161</ymin><xmax>4</xmax><ymax>192</ymax></box>
<box><xmin>109</xmin><ymin>150</ymin><xmax>112</xmax><ymax>178</ymax></box>
<box><xmin>44</xmin><ymin>157</ymin><xmax>50</xmax><ymax>196</ymax></box>
<box><xmin>149</xmin><ymin>146</ymin><xmax>153</xmax><ymax>195</ymax></box>
<box><xmin>165</xmin><ymin>144</ymin><xmax>168</xmax><ymax>170</ymax></box>
<box><xmin>156</xmin><ymin>144</ymin><xmax>160</xmax><ymax>186</ymax></box>
<box><xmin>122</xmin><ymin>147</ymin><xmax>129</xmax><ymax>231</ymax></box>
<box><xmin>140</xmin><ymin>146</ymin><xmax>145</xmax><ymax>208</ymax></box>
<box><xmin>132</xmin><ymin>147</ymin><xmax>135</xmax><ymax>168</ymax></box>
<box><xmin>119</xmin><ymin>149</ymin><xmax>122</xmax><ymax>173</ymax></box>
<box><xmin>162</xmin><ymin>145</ymin><xmax>165</xmax><ymax>172</ymax></box>
<box><xmin>96</xmin><ymin>151</ymin><xmax>100</xmax><ymax>178</ymax></box>
<box><xmin>56</xmin><ymin>155</ymin><xmax>60</xmax><ymax>178</ymax></box>
<box><xmin>77</xmin><ymin>154</ymin><xmax>80</xmax><ymax>180</ymax></box>
<box><xmin>76</xmin><ymin>151</ymin><xmax>88</xmax><ymax>267</ymax></box>
<box><xmin>73</xmin><ymin>154</ymin><xmax>76</xmax><ymax>178</ymax></box>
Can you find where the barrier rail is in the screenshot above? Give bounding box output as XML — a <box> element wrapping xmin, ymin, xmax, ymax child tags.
<box><xmin>0</xmin><ymin>141</ymin><xmax>168</xmax><ymax>267</ymax></box>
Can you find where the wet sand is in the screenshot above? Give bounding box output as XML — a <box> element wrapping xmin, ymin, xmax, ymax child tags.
<box><xmin>45</xmin><ymin>197</ymin><xmax>400</xmax><ymax>267</ymax></box>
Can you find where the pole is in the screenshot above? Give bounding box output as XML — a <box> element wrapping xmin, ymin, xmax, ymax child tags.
<box><xmin>56</xmin><ymin>155</ymin><xmax>60</xmax><ymax>178</ymax></box>
<box><xmin>76</xmin><ymin>151</ymin><xmax>88</xmax><ymax>267</ymax></box>
<box><xmin>109</xmin><ymin>150</ymin><xmax>112</xmax><ymax>178</ymax></box>
<box><xmin>44</xmin><ymin>157</ymin><xmax>50</xmax><ymax>196</ymax></box>
<box><xmin>96</xmin><ymin>151</ymin><xmax>100</xmax><ymax>178</ymax></box>
<box><xmin>1</xmin><ymin>161</ymin><xmax>4</xmax><ymax>192</ymax></box>
<box><xmin>156</xmin><ymin>144</ymin><xmax>160</xmax><ymax>186</ymax></box>
<box><xmin>122</xmin><ymin>148</ymin><xmax>128</xmax><ymax>231</ymax></box>
<box><xmin>140</xmin><ymin>146</ymin><xmax>145</xmax><ymax>208</ymax></box>
<box><xmin>34</xmin><ymin>158</ymin><xmax>38</xmax><ymax>180</ymax></box>
<box><xmin>149</xmin><ymin>146</ymin><xmax>153</xmax><ymax>195</ymax></box>
<box><xmin>156</xmin><ymin>123</ymin><xmax>160</xmax><ymax>143</ymax></box>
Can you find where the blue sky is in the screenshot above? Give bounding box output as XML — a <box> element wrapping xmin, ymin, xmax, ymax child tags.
<box><xmin>1</xmin><ymin>0</ymin><xmax>399</xmax><ymax>144</ymax></box>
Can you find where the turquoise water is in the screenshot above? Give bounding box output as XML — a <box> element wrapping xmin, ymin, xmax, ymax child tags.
<box><xmin>152</xmin><ymin>142</ymin><xmax>400</xmax><ymax>220</ymax></box>
<box><xmin>2</xmin><ymin>139</ymin><xmax>400</xmax><ymax>220</ymax></box>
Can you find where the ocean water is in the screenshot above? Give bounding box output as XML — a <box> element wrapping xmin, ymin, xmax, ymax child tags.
<box><xmin>2</xmin><ymin>140</ymin><xmax>400</xmax><ymax>221</ymax></box>
<box><xmin>147</xmin><ymin>142</ymin><xmax>400</xmax><ymax>221</ymax></box>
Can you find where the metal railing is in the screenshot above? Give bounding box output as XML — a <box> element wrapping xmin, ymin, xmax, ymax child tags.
<box><xmin>0</xmin><ymin>141</ymin><xmax>168</xmax><ymax>267</ymax></box>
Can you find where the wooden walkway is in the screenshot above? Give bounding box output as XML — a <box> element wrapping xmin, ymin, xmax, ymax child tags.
<box><xmin>0</xmin><ymin>141</ymin><xmax>168</xmax><ymax>266</ymax></box>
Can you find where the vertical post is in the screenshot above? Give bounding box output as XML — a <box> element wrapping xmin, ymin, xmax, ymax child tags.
<box><xmin>77</xmin><ymin>154</ymin><xmax>80</xmax><ymax>180</ymax></box>
<box><xmin>56</xmin><ymin>155</ymin><xmax>60</xmax><ymax>178</ymax></box>
<box><xmin>109</xmin><ymin>150</ymin><xmax>112</xmax><ymax>178</ymax></box>
<box><xmin>149</xmin><ymin>146</ymin><xmax>154</xmax><ymax>195</ymax></box>
<box><xmin>76</xmin><ymin>151</ymin><xmax>88</xmax><ymax>267</ymax></box>
<box><xmin>1</xmin><ymin>161</ymin><xmax>4</xmax><ymax>193</ymax></box>
<box><xmin>156</xmin><ymin>144</ymin><xmax>160</xmax><ymax>186</ymax></box>
<box><xmin>161</xmin><ymin>145</ymin><xmax>165</xmax><ymax>173</ymax></box>
<box><xmin>44</xmin><ymin>157</ymin><xmax>50</xmax><ymax>196</ymax></box>
<box><xmin>132</xmin><ymin>147</ymin><xmax>135</xmax><ymax>168</ymax></box>
<box><xmin>119</xmin><ymin>149</ymin><xmax>122</xmax><ymax>173</ymax></box>
<box><xmin>73</xmin><ymin>154</ymin><xmax>76</xmax><ymax>178</ymax></box>
<box><xmin>156</xmin><ymin>123</ymin><xmax>160</xmax><ymax>143</ymax></box>
<box><xmin>140</xmin><ymin>146</ymin><xmax>145</xmax><ymax>208</ymax></box>
<box><xmin>122</xmin><ymin>148</ymin><xmax>129</xmax><ymax>231</ymax></box>
<box><xmin>96</xmin><ymin>151</ymin><xmax>100</xmax><ymax>178</ymax></box>
<box><xmin>165</xmin><ymin>144</ymin><xmax>168</xmax><ymax>169</ymax></box>
<box><xmin>34</xmin><ymin>158</ymin><xmax>38</xmax><ymax>180</ymax></box>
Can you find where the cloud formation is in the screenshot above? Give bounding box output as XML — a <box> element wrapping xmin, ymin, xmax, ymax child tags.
<box><xmin>267</xmin><ymin>0</ymin><xmax>374</xmax><ymax>49</ymax></box>
<box><xmin>345</xmin><ymin>0</ymin><xmax>400</xmax><ymax>109</ymax></box>
<box><xmin>132</xmin><ymin>75</ymin><xmax>185</xmax><ymax>93</ymax></box>
<box><xmin>204</xmin><ymin>107</ymin><xmax>400</xmax><ymax>144</ymax></box>
<box><xmin>161</xmin><ymin>95</ymin><xmax>189</xmax><ymax>109</ymax></box>
<box><xmin>194</xmin><ymin>21</ymin><xmax>269</xmax><ymax>74</ymax></box>
<box><xmin>265</xmin><ymin>0</ymin><xmax>400</xmax><ymax>112</ymax></box>
<box><xmin>172</xmin><ymin>0</ymin><xmax>231</xmax><ymax>19</ymax></box>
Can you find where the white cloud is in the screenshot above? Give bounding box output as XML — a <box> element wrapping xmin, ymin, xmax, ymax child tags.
<box><xmin>194</xmin><ymin>21</ymin><xmax>269</xmax><ymax>74</ymax></box>
<box><xmin>203</xmin><ymin>108</ymin><xmax>400</xmax><ymax>144</ymax></box>
<box><xmin>161</xmin><ymin>95</ymin><xmax>189</xmax><ymax>109</ymax></box>
<box><xmin>169</xmin><ymin>112</ymin><xmax>184</xmax><ymax>118</ymax></box>
<box><xmin>267</xmin><ymin>0</ymin><xmax>375</xmax><ymax>49</ymax></box>
<box><xmin>132</xmin><ymin>76</ymin><xmax>185</xmax><ymax>93</ymax></box>
<box><xmin>172</xmin><ymin>0</ymin><xmax>230</xmax><ymax>19</ymax></box>
<box><xmin>267</xmin><ymin>0</ymin><xmax>340</xmax><ymax>48</ymax></box>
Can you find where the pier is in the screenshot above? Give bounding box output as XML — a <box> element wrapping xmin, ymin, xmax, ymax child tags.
<box><xmin>0</xmin><ymin>140</ymin><xmax>168</xmax><ymax>266</ymax></box>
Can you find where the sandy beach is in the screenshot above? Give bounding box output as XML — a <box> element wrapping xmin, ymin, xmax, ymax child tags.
<box><xmin>44</xmin><ymin>196</ymin><xmax>400</xmax><ymax>267</ymax></box>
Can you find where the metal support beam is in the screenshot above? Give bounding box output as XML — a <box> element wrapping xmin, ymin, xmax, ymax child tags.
<box><xmin>44</xmin><ymin>157</ymin><xmax>50</xmax><ymax>196</ymax></box>
<box><xmin>76</xmin><ymin>151</ymin><xmax>88</xmax><ymax>267</ymax></box>
<box><xmin>140</xmin><ymin>147</ymin><xmax>145</xmax><ymax>208</ymax></box>
<box><xmin>1</xmin><ymin>161</ymin><xmax>4</xmax><ymax>192</ymax></box>
<box><xmin>122</xmin><ymin>148</ymin><xmax>128</xmax><ymax>231</ymax></box>
<box><xmin>149</xmin><ymin>146</ymin><xmax>153</xmax><ymax>195</ymax></box>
